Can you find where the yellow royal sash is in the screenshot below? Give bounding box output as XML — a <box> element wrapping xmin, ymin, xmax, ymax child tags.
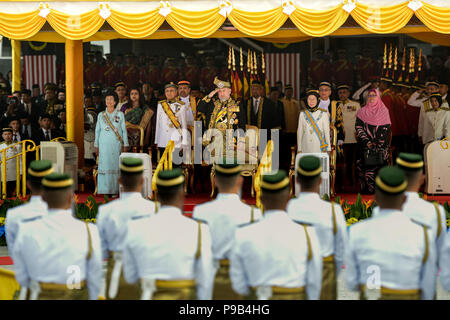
<box><xmin>161</xmin><ymin>101</ymin><xmax>181</xmax><ymax>129</ymax></box>
<box><xmin>304</xmin><ymin>109</ymin><xmax>328</xmax><ymax>152</ymax></box>
<box><xmin>124</xmin><ymin>65</ymin><xmax>135</xmax><ymax>76</ymax></box>
<box><xmin>85</xmin><ymin>63</ymin><xmax>96</xmax><ymax>73</ymax></box>
<box><xmin>189</xmin><ymin>96</ymin><xmax>197</xmax><ymax>119</ymax></box>
<box><xmin>216</xmin><ymin>107</ymin><xmax>228</xmax><ymax>124</ymax></box>
<box><xmin>361</xmin><ymin>58</ymin><xmax>372</xmax><ymax>71</ymax></box>
<box><xmin>103</xmin><ymin>111</ymin><xmax>124</xmax><ymax>145</ymax></box>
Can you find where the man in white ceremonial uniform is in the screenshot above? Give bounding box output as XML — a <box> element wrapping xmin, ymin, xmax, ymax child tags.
<box><xmin>297</xmin><ymin>90</ymin><xmax>331</xmax><ymax>154</ymax></box>
<box><xmin>96</xmin><ymin>157</ymin><xmax>156</xmax><ymax>300</ymax></box>
<box><xmin>122</xmin><ymin>168</ymin><xmax>214</xmax><ymax>300</ymax></box>
<box><xmin>439</xmin><ymin>217</ymin><xmax>450</xmax><ymax>293</ymax></box>
<box><xmin>12</xmin><ymin>173</ymin><xmax>102</xmax><ymax>300</ymax></box>
<box><xmin>6</xmin><ymin>160</ymin><xmax>53</xmax><ymax>259</ymax></box>
<box><xmin>230</xmin><ymin>170</ymin><xmax>322</xmax><ymax>300</ymax></box>
<box><xmin>177</xmin><ymin>80</ymin><xmax>197</xmax><ymax>128</ymax></box>
<box><xmin>418</xmin><ymin>93</ymin><xmax>450</xmax><ymax>145</ymax></box>
<box><xmin>154</xmin><ymin>82</ymin><xmax>189</xmax><ymax>159</ymax></box>
<box><xmin>192</xmin><ymin>159</ymin><xmax>262</xmax><ymax>299</ymax></box>
<box><xmin>345</xmin><ymin>166</ymin><xmax>437</xmax><ymax>300</ymax></box>
<box><xmin>287</xmin><ymin>155</ymin><xmax>347</xmax><ymax>300</ymax></box>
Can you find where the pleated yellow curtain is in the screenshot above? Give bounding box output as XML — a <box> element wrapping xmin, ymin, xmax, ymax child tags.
<box><xmin>351</xmin><ymin>2</ymin><xmax>413</xmax><ymax>34</ymax></box>
<box><xmin>415</xmin><ymin>2</ymin><xmax>450</xmax><ymax>34</ymax></box>
<box><xmin>290</xmin><ymin>5</ymin><xmax>348</xmax><ymax>37</ymax></box>
<box><xmin>46</xmin><ymin>9</ymin><xmax>104</xmax><ymax>40</ymax></box>
<box><xmin>228</xmin><ymin>7</ymin><xmax>288</xmax><ymax>37</ymax></box>
<box><xmin>107</xmin><ymin>8</ymin><xmax>164</xmax><ymax>39</ymax></box>
<box><xmin>166</xmin><ymin>7</ymin><xmax>225</xmax><ymax>38</ymax></box>
<box><xmin>0</xmin><ymin>10</ymin><xmax>44</xmax><ymax>40</ymax></box>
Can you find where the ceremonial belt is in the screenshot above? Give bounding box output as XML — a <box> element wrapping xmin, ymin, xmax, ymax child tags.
<box><xmin>359</xmin><ymin>284</ymin><xmax>420</xmax><ymax>300</ymax></box>
<box><xmin>124</xmin><ymin>65</ymin><xmax>135</xmax><ymax>76</ymax></box>
<box><xmin>312</xmin><ymin>60</ymin><xmax>323</xmax><ymax>72</ymax></box>
<box><xmin>330</xmin><ymin>101</ymin><xmax>337</xmax><ymax>124</ymax></box>
<box><xmin>336</xmin><ymin>60</ymin><xmax>348</xmax><ymax>73</ymax></box>
<box><xmin>250</xmin><ymin>285</ymin><xmax>306</xmax><ymax>300</ymax></box>
<box><xmin>39</xmin><ymin>280</ymin><xmax>87</xmax><ymax>291</ymax></box>
<box><xmin>433</xmin><ymin>202</ymin><xmax>442</xmax><ymax>238</ymax></box>
<box><xmin>104</xmin><ymin>65</ymin><xmax>115</xmax><ymax>76</ymax></box>
<box><xmin>190</xmin><ymin>96</ymin><xmax>197</xmax><ymax>118</ymax></box>
<box><xmin>304</xmin><ymin>109</ymin><xmax>328</xmax><ymax>152</ymax></box>
<box><xmin>252</xmin><ymin>286</ymin><xmax>305</xmax><ymax>294</ymax></box>
<box><xmin>161</xmin><ymin>101</ymin><xmax>182</xmax><ymax>134</ymax></box>
<box><xmin>103</xmin><ymin>111</ymin><xmax>124</xmax><ymax>145</ymax></box>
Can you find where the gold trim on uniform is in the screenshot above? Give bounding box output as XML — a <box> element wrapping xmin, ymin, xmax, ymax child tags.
<box><xmin>28</xmin><ymin>167</ymin><xmax>54</xmax><ymax>178</ymax></box>
<box><xmin>156</xmin><ymin>175</ymin><xmax>185</xmax><ymax>187</ymax></box>
<box><xmin>396</xmin><ymin>158</ymin><xmax>424</xmax><ymax>169</ymax></box>
<box><xmin>297</xmin><ymin>166</ymin><xmax>322</xmax><ymax>177</ymax></box>
<box><xmin>120</xmin><ymin>163</ymin><xmax>144</xmax><ymax>173</ymax></box>
<box><xmin>215</xmin><ymin>165</ymin><xmax>242</xmax><ymax>174</ymax></box>
<box><xmin>260</xmin><ymin>177</ymin><xmax>290</xmax><ymax>190</ymax></box>
<box><xmin>375</xmin><ymin>176</ymin><xmax>407</xmax><ymax>193</ymax></box>
<box><xmin>42</xmin><ymin>178</ymin><xmax>74</xmax><ymax>188</ymax></box>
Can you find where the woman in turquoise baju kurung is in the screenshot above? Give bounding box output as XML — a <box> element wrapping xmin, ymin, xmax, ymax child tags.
<box><xmin>94</xmin><ymin>91</ymin><xmax>129</xmax><ymax>195</ymax></box>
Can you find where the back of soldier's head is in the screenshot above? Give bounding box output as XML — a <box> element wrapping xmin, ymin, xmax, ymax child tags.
<box><xmin>119</xmin><ymin>157</ymin><xmax>144</xmax><ymax>191</ymax></box>
<box><xmin>374</xmin><ymin>166</ymin><xmax>407</xmax><ymax>210</ymax></box>
<box><xmin>296</xmin><ymin>156</ymin><xmax>322</xmax><ymax>192</ymax></box>
<box><xmin>215</xmin><ymin>159</ymin><xmax>242</xmax><ymax>193</ymax></box>
<box><xmin>156</xmin><ymin>168</ymin><xmax>185</xmax><ymax>206</ymax></box>
<box><xmin>27</xmin><ymin>160</ymin><xmax>54</xmax><ymax>194</ymax></box>
<box><xmin>396</xmin><ymin>153</ymin><xmax>424</xmax><ymax>191</ymax></box>
<box><xmin>260</xmin><ymin>170</ymin><xmax>290</xmax><ymax>210</ymax></box>
<box><xmin>42</xmin><ymin>173</ymin><xmax>74</xmax><ymax>209</ymax></box>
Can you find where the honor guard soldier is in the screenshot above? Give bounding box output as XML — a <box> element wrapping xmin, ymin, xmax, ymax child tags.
<box><xmin>161</xmin><ymin>58</ymin><xmax>181</xmax><ymax>85</ymax></box>
<box><xmin>120</xmin><ymin>53</ymin><xmax>140</xmax><ymax>89</ymax></box>
<box><xmin>0</xmin><ymin>127</ymin><xmax>22</xmax><ymax>198</ymax></box>
<box><xmin>177</xmin><ymin>80</ymin><xmax>198</xmax><ymax>128</ymax></box>
<box><xmin>12</xmin><ymin>173</ymin><xmax>103</xmax><ymax>300</ymax></box>
<box><xmin>97</xmin><ymin>157</ymin><xmax>156</xmax><ymax>300</ymax></box>
<box><xmin>6</xmin><ymin>160</ymin><xmax>52</xmax><ymax>255</ymax></box>
<box><xmin>200</xmin><ymin>56</ymin><xmax>219</xmax><ymax>92</ymax></box>
<box><xmin>102</xmin><ymin>54</ymin><xmax>120</xmax><ymax>88</ymax></box>
<box><xmin>146</xmin><ymin>56</ymin><xmax>161</xmax><ymax>88</ymax></box>
<box><xmin>192</xmin><ymin>159</ymin><xmax>262</xmax><ymax>299</ymax></box>
<box><xmin>356</xmin><ymin>48</ymin><xmax>379</xmax><ymax>87</ymax></box>
<box><xmin>197</xmin><ymin>77</ymin><xmax>246</xmax><ymax>159</ymax></box>
<box><xmin>318</xmin><ymin>82</ymin><xmax>345</xmax><ymax>146</ymax></box>
<box><xmin>308</xmin><ymin>49</ymin><xmax>330</xmax><ymax>88</ymax></box>
<box><xmin>183</xmin><ymin>56</ymin><xmax>201</xmax><ymax>87</ymax></box>
<box><xmin>230</xmin><ymin>170</ymin><xmax>322</xmax><ymax>300</ymax></box>
<box><xmin>122</xmin><ymin>169</ymin><xmax>214</xmax><ymax>300</ymax></box>
<box><xmin>345</xmin><ymin>166</ymin><xmax>437</xmax><ymax>300</ymax></box>
<box><xmin>84</xmin><ymin>51</ymin><xmax>100</xmax><ymax>89</ymax></box>
<box><xmin>331</xmin><ymin>49</ymin><xmax>354</xmax><ymax>89</ymax></box>
<box><xmin>287</xmin><ymin>155</ymin><xmax>347</xmax><ymax>299</ymax></box>
<box><xmin>154</xmin><ymin>82</ymin><xmax>189</xmax><ymax>156</ymax></box>
<box><xmin>397</xmin><ymin>153</ymin><xmax>446</xmax><ymax>255</ymax></box>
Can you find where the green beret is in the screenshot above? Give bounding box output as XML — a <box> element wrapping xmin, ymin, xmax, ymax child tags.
<box><xmin>2</xmin><ymin>127</ymin><xmax>13</xmax><ymax>133</ymax></box>
<box><xmin>42</xmin><ymin>173</ymin><xmax>73</xmax><ymax>190</ymax></box>
<box><xmin>396</xmin><ymin>153</ymin><xmax>423</xmax><ymax>171</ymax></box>
<box><xmin>164</xmin><ymin>82</ymin><xmax>178</xmax><ymax>90</ymax></box>
<box><xmin>156</xmin><ymin>168</ymin><xmax>184</xmax><ymax>190</ymax></box>
<box><xmin>375</xmin><ymin>166</ymin><xmax>407</xmax><ymax>195</ymax></box>
<box><xmin>120</xmin><ymin>157</ymin><xmax>144</xmax><ymax>174</ymax></box>
<box><xmin>28</xmin><ymin>160</ymin><xmax>53</xmax><ymax>179</ymax></box>
<box><xmin>216</xmin><ymin>158</ymin><xmax>242</xmax><ymax>176</ymax></box>
<box><xmin>297</xmin><ymin>155</ymin><xmax>322</xmax><ymax>178</ymax></box>
<box><xmin>261</xmin><ymin>170</ymin><xmax>289</xmax><ymax>193</ymax></box>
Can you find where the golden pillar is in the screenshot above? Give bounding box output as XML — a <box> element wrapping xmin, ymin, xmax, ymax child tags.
<box><xmin>11</xmin><ymin>40</ymin><xmax>21</xmax><ymax>93</ymax></box>
<box><xmin>65</xmin><ymin>39</ymin><xmax>84</xmax><ymax>167</ymax></box>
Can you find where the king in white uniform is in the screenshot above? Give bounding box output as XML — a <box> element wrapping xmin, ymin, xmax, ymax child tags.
<box><xmin>12</xmin><ymin>173</ymin><xmax>103</xmax><ymax>300</ymax></box>
<box><xmin>122</xmin><ymin>168</ymin><xmax>214</xmax><ymax>300</ymax></box>
<box><xmin>96</xmin><ymin>157</ymin><xmax>156</xmax><ymax>300</ymax></box>
<box><xmin>287</xmin><ymin>155</ymin><xmax>347</xmax><ymax>300</ymax></box>
<box><xmin>193</xmin><ymin>159</ymin><xmax>262</xmax><ymax>299</ymax></box>
<box><xmin>230</xmin><ymin>170</ymin><xmax>322</xmax><ymax>300</ymax></box>
<box><xmin>345</xmin><ymin>166</ymin><xmax>437</xmax><ymax>300</ymax></box>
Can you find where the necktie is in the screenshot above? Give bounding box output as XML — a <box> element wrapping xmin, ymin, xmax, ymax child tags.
<box><xmin>13</xmin><ymin>134</ymin><xmax>17</xmax><ymax>142</ymax></box>
<box><xmin>44</xmin><ymin>130</ymin><xmax>50</xmax><ymax>141</ymax></box>
<box><xmin>253</xmin><ymin>99</ymin><xmax>258</xmax><ymax>115</ymax></box>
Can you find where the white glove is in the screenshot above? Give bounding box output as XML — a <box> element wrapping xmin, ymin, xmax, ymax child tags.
<box><xmin>338</xmin><ymin>140</ymin><xmax>344</xmax><ymax>146</ymax></box>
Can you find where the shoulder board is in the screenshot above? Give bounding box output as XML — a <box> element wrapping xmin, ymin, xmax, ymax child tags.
<box><xmin>158</xmin><ymin>100</ymin><xmax>166</xmax><ymax>104</ymax></box>
<box><xmin>176</xmin><ymin>100</ymin><xmax>185</xmax><ymax>105</ymax></box>
<box><xmin>131</xmin><ymin>214</ymin><xmax>151</xmax><ymax>221</ymax></box>
<box><xmin>192</xmin><ymin>218</ymin><xmax>207</xmax><ymax>225</ymax></box>
<box><xmin>441</xmin><ymin>106</ymin><xmax>450</xmax><ymax>111</ymax></box>
<box><xmin>319</xmin><ymin>108</ymin><xmax>327</xmax><ymax>113</ymax></box>
<box><xmin>22</xmin><ymin>216</ymin><xmax>42</xmax><ymax>223</ymax></box>
<box><xmin>409</xmin><ymin>218</ymin><xmax>430</xmax><ymax>229</ymax></box>
<box><xmin>230</xmin><ymin>106</ymin><xmax>240</xmax><ymax>112</ymax></box>
<box><xmin>292</xmin><ymin>220</ymin><xmax>313</xmax><ymax>227</ymax></box>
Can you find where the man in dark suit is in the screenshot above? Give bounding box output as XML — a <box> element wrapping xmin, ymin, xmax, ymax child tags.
<box><xmin>0</xmin><ymin>96</ymin><xmax>22</xmax><ymax>129</ymax></box>
<box><xmin>245</xmin><ymin>81</ymin><xmax>282</xmax><ymax>141</ymax></box>
<box><xmin>32</xmin><ymin>113</ymin><xmax>63</xmax><ymax>145</ymax></box>
<box><xmin>21</xmin><ymin>89</ymin><xmax>42</xmax><ymax>128</ymax></box>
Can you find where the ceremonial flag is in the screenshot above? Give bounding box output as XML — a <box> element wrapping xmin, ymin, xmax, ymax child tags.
<box><xmin>22</xmin><ymin>55</ymin><xmax>57</xmax><ymax>92</ymax></box>
<box><xmin>266</xmin><ymin>53</ymin><xmax>301</xmax><ymax>99</ymax></box>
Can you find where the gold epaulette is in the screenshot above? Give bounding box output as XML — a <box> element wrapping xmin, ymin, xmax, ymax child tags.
<box><xmin>319</xmin><ymin>108</ymin><xmax>327</xmax><ymax>113</ymax></box>
<box><xmin>158</xmin><ymin>99</ymin><xmax>166</xmax><ymax>104</ymax></box>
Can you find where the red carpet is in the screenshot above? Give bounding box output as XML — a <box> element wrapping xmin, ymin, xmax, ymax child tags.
<box><xmin>0</xmin><ymin>256</ymin><xmax>12</xmax><ymax>265</ymax></box>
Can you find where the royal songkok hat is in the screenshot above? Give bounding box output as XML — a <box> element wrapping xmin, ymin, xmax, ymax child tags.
<box><xmin>156</xmin><ymin>168</ymin><xmax>185</xmax><ymax>190</ymax></box>
<box><xmin>2</xmin><ymin>127</ymin><xmax>13</xmax><ymax>133</ymax></box>
<box><xmin>337</xmin><ymin>85</ymin><xmax>350</xmax><ymax>91</ymax></box>
<box><xmin>297</xmin><ymin>155</ymin><xmax>322</xmax><ymax>178</ymax></box>
<box><xmin>396</xmin><ymin>153</ymin><xmax>423</xmax><ymax>172</ymax></box>
<box><xmin>319</xmin><ymin>82</ymin><xmax>332</xmax><ymax>88</ymax></box>
<box><xmin>213</xmin><ymin>77</ymin><xmax>231</xmax><ymax>89</ymax></box>
<box><xmin>260</xmin><ymin>170</ymin><xmax>290</xmax><ymax>193</ymax></box>
<box><xmin>42</xmin><ymin>173</ymin><xmax>73</xmax><ymax>190</ymax></box>
<box><xmin>165</xmin><ymin>82</ymin><xmax>178</xmax><ymax>89</ymax></box>
<box><xmin>28</xmin><ymin>160</ymin><xmax>53</xmax><ymax>179</ymax></box>
<box><xmin>177</xmin><ymin>80</ymin><xmax>191</xmax><ymax>86</ymax></box>
<box><xmin>215</xmin><ymin>159</ymin><xmax>242</xmax><ymax>176</ymax></box>
<box><xmin>251</xmin><ymin>80</ymin><xmax>263</xmax><ymax>88</ymax></box>
<box><xmin>375</xmin><ymin>166</ymin><xmax>407</xmax><ymax>195</ymax></box>
<box><xmin>120</xmin><ymin>157</ymin><xmax>144</xmax><ymax>174</ymax></box>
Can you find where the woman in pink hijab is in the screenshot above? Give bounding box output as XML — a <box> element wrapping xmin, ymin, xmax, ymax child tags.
<box><xmin>355</xmin><ymin>89</ymin><xmax>392</xmax><ymax>194</ymax></box>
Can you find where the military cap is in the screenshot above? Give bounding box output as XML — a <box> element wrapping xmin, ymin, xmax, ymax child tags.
<box><xmin>165</xmin><ymin>82</ymin><xmax>178</xmax><ymax>90</ymax></box>
<box><xmin>251</xmin><ymin>80</ymin><xmax>263</xmax><ymax>88</ymax></box>
<box><xmin>44</xmin><ymin>83</ymin><xmax>56</xmax><ymax>91</ymax></box>
<box><xmin>177</xmin><ymin>80</ymin><xmax>191</xmax><ymax>87</ymax></box>
<box><xmin>396</xmin><ymin>153</ymin><xmax>423</xmax><ymax>172</ymax></box>
<box><xmin>114</xmin><ymin>81</ymin><xmax>126</xmax><ymax>88</ymax></box>
<box><xmin>21</xmin><ymin>89</ymin><xmax>32</xmax><ymax>95</ymax></box>
<box><xmin>120</xmin><ymin>157</ymin><xmax>144</xmax><ymax>174</ymax></box>
<box><xmin>375</xmin><ymin>166</ymin><xmax>407</xmax><ymax>195</ymax></box>
<box><xmin>32</xmin><ymin>84</ymin><xmax>40</xmax><ymax>89</ymax></box>
<box><xmin>2</xmin><ymin>127</ymin><xmax>13</xmax><ymax>133</ymax></box>
<box><xmin>269</xmin><ymin>86</ymin><xmax>279</xmax><ymax>92</ymax></box>
<box><xmin>297</xmin><ymin>155</ymin><xmax>322</xmax><ymax>178</ymax></box>
<box><xmin>337</xmin><ymin>85</ymin><xmax>350</xmax><ymax>91</ymax></box>
<box><xmin>215</xmin><ymin>159</ymin><xmax>242</xmax><ymax>176</ymax></box>
<box><xmin>260</xmin><ymin>170</ymin><xmax>290</xmax><ymax>193</ymax></box>
<box><xmin>156</xmin><ymin>168</ymin><xmax>185</xmax><ymax>190</ymax></box>
<box><xmin>213</xmin><ymin>77</ymin><xmax>231</xmax><ymax>89</ymax></box>
<box><xmin>42</xmin><ymin>173</ymin><xmax>73</xmax><ymax>190</ymax></box>
<box><xmin>285</xmin><ymin>84</ymin><xmax>293</xmax><ymax>90</ymax></box>
<box><xmin>28</xmin><ymin>160</ymin><xmax>53</xmax><ymax>179</ymax></box>
<box><xmin>425</xmin><ymin>81</ymin><xmax>439</xmax><ymax>87</ymax></box>
<box><xmin>319</xmin><ymin>82</ymin><xmax>332</xmax><ymax>88</ymax></box>
<box><xmin>305</xmin><ymin>89</ymin><xmax>319</xmax><ymax>95</ymax></box>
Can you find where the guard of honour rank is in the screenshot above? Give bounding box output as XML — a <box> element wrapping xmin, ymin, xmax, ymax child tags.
<box><xmin>4</xmin><ymin>150</ymin><xmax>450</xmax><ymax>300</ymax></box>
